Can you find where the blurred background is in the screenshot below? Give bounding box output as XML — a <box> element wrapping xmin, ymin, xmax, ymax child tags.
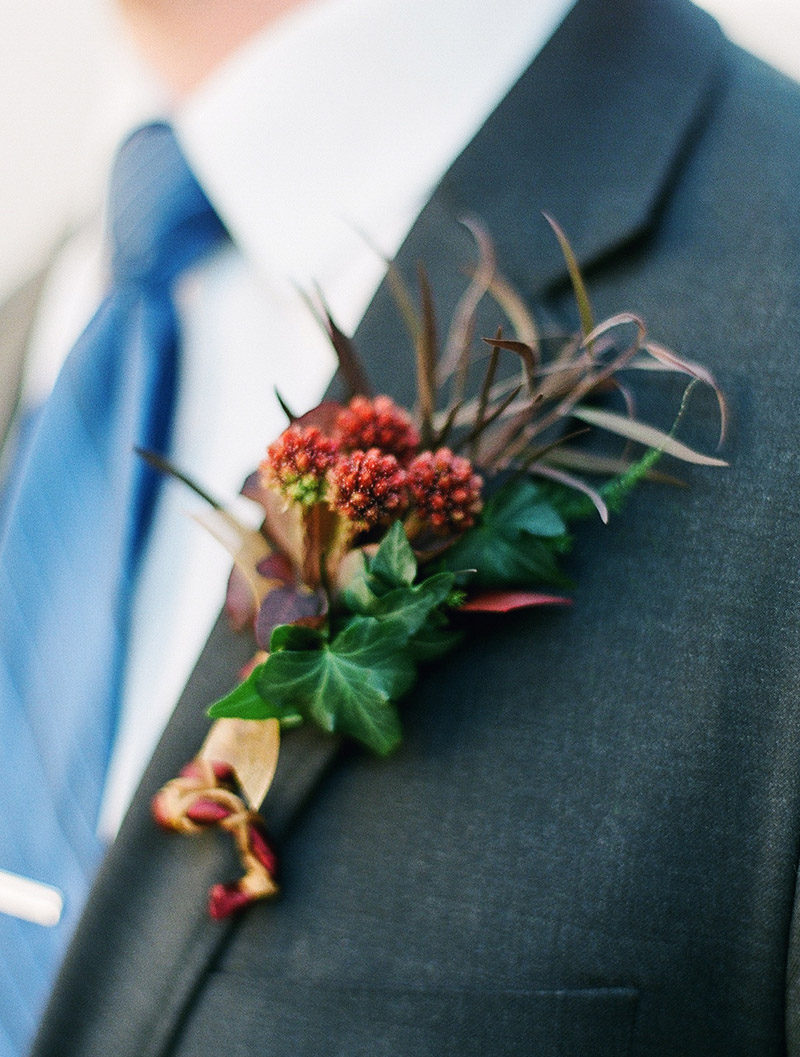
<box><xmin>0</xmin><ymin>0</ymin><xmax>798</xmax><ymax>300</ymax></box>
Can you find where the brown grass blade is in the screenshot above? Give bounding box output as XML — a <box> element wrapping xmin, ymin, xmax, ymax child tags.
<box><xmin>515</xmin><ymin>315</ymin><xmax>647</xmax><ymax>456</ymax></box>
<box><xmin>295</xmin><ymin>283</ymin><xmax>372</xmax><ymax>398</ymax></box>
<box><xmin>517</xmin><ymin>427</ymin><xmax>591</xmax><ymax>469</ymax></box>
<box><xmin>433</xmin><ymin>399</ymin><xmax>464</xmax><ymax>448</ymax></box>
<box><xmin>543</xmin><ymin>446</ymin><xmax>686</xmax><ymax>485</ymax></box>
<box><xmin>313</xmin><ymin>286</ymin><xmax>373</xmax><ymax>398</ymax></box>
<box><xmin>438</xmin><ymin>216</ymin><xmax>496</xmax><ymax>391</ymax></box>
<box><xmin>527</xmin><ymin>462</ymin><xmax>609</xmax><ymax>523</ymax></box>
<box><xmin>486</xmin><ymin>274</ymin><xmax>540</xmax><ymax>364</ymax></box>
<box><xmin>136</xmin><ymin>448</ymin><xmax>222</xmax><ymax>509</ymax></box>
<box><xmin>274</xmin><ymin>388</ymin><xmax>297</xmax><ymax>424</ymax></box>
<box><xmin>482</xmin><ymin>336</ymin><xmax>537</xmax><ymax>395</ymax></box>
<box><xmin>471</xmin><ymin>339</ymin><xmax>500</xmax><ymax>460</ymax></box>
<box><xmin>461</xmin><ymin>384</ymin><xmax>523</xmax><ymax>462</ymax></box>
<box><xmin>641</xmin><ymin>340</ymin><xmax>728</xmax><ymax>445</ymax></box>
<box><xmin>571</xmin><ymin>405</ymin><xmax>728</xmax><ymax>466</ymax></box>
<box><xmin>544</xmin><ymin>213</ymin><xmax>594</xmax><ymax>343</ymax></box>
<box><xmin>350</xmin><ymin>225</ymin><xmax>422</xmax><ymax>350</ymax></box>
<box><xmin>581</xmin><ymin>312</ymin><xmax>646</xmax><ymax>351</ymax></box>
<box><xmin>416</xmin><ymin>262</ymin><xmax>438</xmax><ymax>446</ymax></box>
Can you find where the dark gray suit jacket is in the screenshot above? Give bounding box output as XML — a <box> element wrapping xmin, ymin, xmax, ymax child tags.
<box><xmin>17</xmin><ymin>0</ymin><xmax>800</xmax><ymax>1053</ymax></box>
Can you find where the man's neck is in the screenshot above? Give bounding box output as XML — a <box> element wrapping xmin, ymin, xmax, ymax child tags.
<box><xmin>116</xmin><ymin>0</ymin><xmax>313</xmax><ymax>98</ymax></box>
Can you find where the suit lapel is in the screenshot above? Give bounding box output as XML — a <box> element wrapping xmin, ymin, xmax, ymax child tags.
<box><xmin>346</xmin><ymin>0</ymin><xmax>723</xmax><ymax>407</ymax></box>
<box><xmin>32</xmin><ymin>2</ymin><xmax>723</xmax><ymax>1054</ymax></box>
<box><xmin>434</xmin><ymin>0</ymin><xmax>724</xmax><ymax>292</ymax></box>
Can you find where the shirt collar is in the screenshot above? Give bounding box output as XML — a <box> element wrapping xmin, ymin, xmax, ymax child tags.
<box><xmin>173</xmin><ymin>0</ymin><xmax>575</xmax><ymax>290</ymax></box>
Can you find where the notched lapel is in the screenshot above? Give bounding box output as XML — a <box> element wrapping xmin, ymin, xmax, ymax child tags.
<box><xmin>437</xmin><ymin>0</ymin><xmax>724</xmax><ymax>292</ymax></box>
<box><xmin>32</xmin><ymin>2</ymin><xmax>727</xmax><ymax>1054</ymax></box>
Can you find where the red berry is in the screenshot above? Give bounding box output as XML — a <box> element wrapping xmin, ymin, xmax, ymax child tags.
<box><xmin>329</xmin><ymin>448</ymin><xmax>409</xmax><ymax>528</ymax></box>
<box><xmin>408</xmin><ymin>448</ymin><xmax>482</xmax><ymax>533</ymax></box>
<box><xmin>261</xmin><ymin>425</ymin><xmax>339</xmax><ymax>505</ymax></box>
<box><xmin>335</xmin><ymin>396</ymin><xmax>420</xmax><ymax>464</ymax></box>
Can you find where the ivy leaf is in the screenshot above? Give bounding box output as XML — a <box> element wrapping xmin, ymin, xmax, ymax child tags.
<box><xmin>370</xmin><ymin>521</ymin><xmax>417</xmax><ymax>588</ymax></box>
<box><xmin>447</xmin><ymin>527</ymin><xmax>570</xmax><ymax>589</ymax></box>
<box><xmin>490</xmin><ymin>479</ymin><xmax>566</xmax><ymax>538</ymax></box>
<box><xmin>341</xmin><ymin>523</ymin><xmax>421</xmax><ymax>614</ymax></box>
<box><xmin>443</xmin><ymin>479</ymin><xmax>572</xmax><ymax>589</ymax></box>
<box><xmin>208</xmin><ymin>665</ymin><xmax>302</xmax><ymax>725</ymax></box>
<box><xmin>408</xmin><ymin>618</ymin><xmax>464</xmax><ymax>662</ymax></box>
<box><xmin>368</xmin><ymin>572</ymin><xmax>455</xmax><ymax>638</ymax></box>
<box><xmin>340</xmin><ymin>555</ymin><xmax>385</xmax><ymax>613</ymax></box>
<box><xmin>270</xmin><ymin>623</ymin><xmax>327</xmax><ymax>652</ymax></box>
<box><xmin>257</xmin><ymin>617</ymin><xmax>416</xmax><ymax>755</ymax></box>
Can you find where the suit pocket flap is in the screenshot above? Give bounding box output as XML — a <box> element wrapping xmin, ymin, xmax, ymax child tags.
<box><xmin>172</xmin><ymin>976</ymin><xmax>638</xmax><ymax>1057</ymax></box>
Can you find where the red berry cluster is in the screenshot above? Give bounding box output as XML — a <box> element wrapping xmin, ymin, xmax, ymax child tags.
<box><xmin>261</xmin><ymin>425</ymin><xmax>338</xmax><ymax>504</ymax></box>
<box><xmin>260</xmin><ymin>397</ymin><xmax>483</xmax><ymax>533</ymax></box>
<box><xmin>329</xmin><ymin>449</ymin><xmax>408</xmax><ymax>529</ymax></box>
<box><xmin>407</xmin><ymin>448</ymin><xmax>483</xmax><ymax>531</ymax></box>
<box><xmin>335</xmin><ymin>395</ymin><xmax>420</xmax><ymax>465</ymax></box>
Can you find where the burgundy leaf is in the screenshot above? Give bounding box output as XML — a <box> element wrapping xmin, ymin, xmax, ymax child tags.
<box><xmin>256</xmin><ymin>552</ymin><xmax>295</xmax><ymax>584</ymax></box>
<box><xmin>241</xmin><ymin>469</ymin><xmax>270</xmax><ymax>507</ymax></box>
<box><xmin>461</xmin><ymin>590</ymin><xmax>572</xmax><ymax>613</ymax></box>
<box><xmin>293</xmin><ymin>399</ymin><xmax>346</xmax><ymax>435</ymax></box>
<box><xmin>248</xmin><ymin>821</ymin><xmax>279</xmax><ymax>874</ymax></box>
<box><xmin>255</xmin><ymin>586</ymin><xmax>328</xmax><ymax>649</ymax></box>
<box><xmin>225</xmin><ymin>566</ymin><xmax>258</xmax><ymax>631</ymax></box>
<box><xmin>247</xmin><ymin>483</ymin><xmax>305</xmax><ymax>568</ymax></box>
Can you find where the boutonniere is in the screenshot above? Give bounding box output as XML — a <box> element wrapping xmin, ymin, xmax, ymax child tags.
<box><xmin>148</xmin><ymin>217</ymin><xmax>727</xmax><ymax>918</ymax></box>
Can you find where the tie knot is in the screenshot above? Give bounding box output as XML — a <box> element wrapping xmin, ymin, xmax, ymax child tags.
<box><xmin>108</xmin><ymin>122</ymin><xmax>228</xmax><ymax>285</ymax></box>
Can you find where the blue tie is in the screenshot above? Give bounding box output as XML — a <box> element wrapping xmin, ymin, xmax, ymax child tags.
<box><xmin>0</xmin><ymin>122</ymin><xmax>227</xmax><ymax>1056</ymax></box>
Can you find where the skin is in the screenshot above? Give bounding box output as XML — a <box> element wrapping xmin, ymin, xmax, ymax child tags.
<box><xmin>116</xmin><ymin>0</ymin><xmax>313</xmax><ymax>97</ymax></box>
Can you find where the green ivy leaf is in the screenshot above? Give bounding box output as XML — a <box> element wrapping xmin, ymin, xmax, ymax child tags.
<box><xmin>408</xmin><ymin>618</ymin><xmax>464</xmax><ymax>662</ymax></box>
<box><xmin>208</xmin><ymin>665</ymin><xmax>302</xmax><ymax>725</ymax></box>
<box><xmin>342</xmin><ymin>524</ymin><xmax>429</xmax><ymax>617</ymax></box>
<box><xmin>490</xmin><ymin>479</ymin><xmax>567</xmax><ymax>537</ymax></box>
<box><xmin>370</xmin><ymin>520</ymin><xmax>417</xmax><ymax>588</ymax></box>
<box><xmin>443</xmin><ymin>479</ymin><xmax>572</xmax><ymax>589</ymax></box>
<box><xmin>340</xmin><ymin>526</ymin><xmax>439</xmax><ymax>621</ymax></box>
<box><xmin>340</xmin><ymin>552</ymin><xmax>382</xmax><ymax>613</ymax></box>
<box><xmin>270</xmin><ymin>623</ymin><xmax>327</xmax><ymax>652</ymax></box>
<box><xmin>257</xmin><ymin>616</ymin><xmax>416</xmax><ymax>755</ymax></box>
<box><xmin>368</xmin><ymin>571</ymin><xmax>455</xmax><ymax>638</ymax></box>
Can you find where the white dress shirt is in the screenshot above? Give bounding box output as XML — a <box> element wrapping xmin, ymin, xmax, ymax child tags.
<box><xmin>21</xmin><ymin>0</ymin><xmax>575</xmax><ymax>837</ymax></box>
